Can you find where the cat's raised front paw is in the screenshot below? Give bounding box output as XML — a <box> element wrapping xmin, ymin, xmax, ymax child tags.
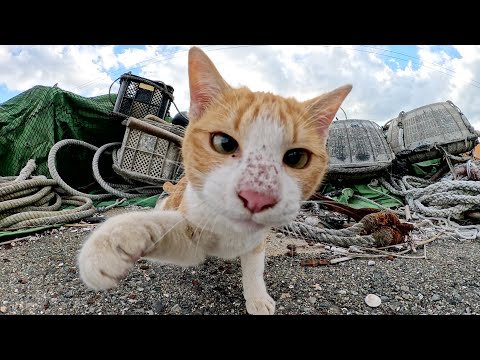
<box><xmin>78</xmin><ymin>216</ymin><xmax>155</xmax><ymax>291</ymax></box>
<box><xmin>246</xmin><ymin>294</ymin><xmax>276</xmax><ymax>315</ymax></box>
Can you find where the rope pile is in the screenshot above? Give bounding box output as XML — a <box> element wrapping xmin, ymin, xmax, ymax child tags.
<box><xmin>278</xmin><ymin>172</ymin><xmax>480</xmax><ymax>246</ymax></box>
<box><xmin>278</xmin><ymin>221</ymin><xmax>376</xmax><ymax>247</ymax></box>
<box><xmin>48</xmin><ymin>139</ymin><xmax>165</xmax><ymax>200</ymax></box>
<box><xmin>380</xmin><ymin>175</ymin><xmax>480</xmax><ymax>240</ymax></box>
<box><xmin>380</xmin><ymin>176</ymin><xmax>480</xmax><ymax>219</ymax></box>
<box><xmin>0</xmin><ymin>160</ymin><xmax>96</xmax><ymax>230</ymax></box>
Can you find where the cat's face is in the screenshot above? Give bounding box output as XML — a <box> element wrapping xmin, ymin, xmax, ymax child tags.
<box><xmin>182</xmin><ymin>47</ymin><xmax>351</xmax><ymax>232</ymax></box>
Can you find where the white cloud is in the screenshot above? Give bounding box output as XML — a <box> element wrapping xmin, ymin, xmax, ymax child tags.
<box><xmin>0</xmin><ymin>45</ymin><xmax>119</xmax><ymax>97</ymax></box>
<box><xmin>0</xmin><ymin>44</ymin><xmax>479</xmax><ymax>133</ymax></box>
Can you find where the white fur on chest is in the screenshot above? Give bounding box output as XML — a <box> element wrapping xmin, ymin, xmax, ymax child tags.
<box><xmin>183</xmin><ymin>184</ymin><xmax>269</xmax><ymax>259</ymax></box>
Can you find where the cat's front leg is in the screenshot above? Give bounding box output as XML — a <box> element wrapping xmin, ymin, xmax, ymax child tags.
<box><xmin>240</xmin><ymin>240</ymin><xmax>275</xmax><ymax>315</ymax></box>
<box><xmin>78</xmin><ymin>210</ymin><xmax>203</xmax><ymax>291</ymax></box>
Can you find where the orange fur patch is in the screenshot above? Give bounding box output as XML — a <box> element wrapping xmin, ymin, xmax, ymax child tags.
<box><xmin>160</xmin><ymin>177</ymin><xmax>188</xmax><ymax>212</ymax></box>
<box><xmin>182</xmin><ymin>87</ymin><xmax>338</xmax><ymax>198</ymax></box>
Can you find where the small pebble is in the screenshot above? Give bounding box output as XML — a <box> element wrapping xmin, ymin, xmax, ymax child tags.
<box><xmin>367</xmin><ymin>260</ymin><xmax>375</xmax><ymax>266</ymax></box>
<box><xmin>0</xmin><ymin>306</ymin><xmax>6</xmax><ymax>313</ymax></box>
<box><xmin>418</xmin><ymin>293</ymin><xmax>424</xmax><ymax>300</ymax></box>
<box><xmin>400</xmin><ymin>285</ymin><xmax>410</xmax><ymax>292</ymax></box>
<box><xmin>432</xmin><ymin>294</ymin><xmax>441</xmax><ymax>301</ymax></box>
<box><xmin>154</xmin><ymin>301</ymin><xmax>165</xmax><ymax>313</ymax></box>
<box><xmin>304</xmin><ymin>216</ymin><xmax>319</xmax><ymax>227</ymax></box>
<box><xmin>338</xmin><ymin>290</ymin><xmax>347</xmax><ymax>295</ymax></box>
<box><xmin>171</xmin><ymin>304</ymin><xmax>182</xmax><ymax>314</ymax></box>
<box><xmin>64</xmin><ymin>291</ymin><xmax>74</xmax><ymax>298</ymax></box>
<box><xmin>365</xmin><ymin>294</ymin><xmax>382</xmax><ymax>308</ymax></box>
<box><xmin>308</xmin><ymin>297</ymin><xmax>317</xmax><ymax>304</ymax></box>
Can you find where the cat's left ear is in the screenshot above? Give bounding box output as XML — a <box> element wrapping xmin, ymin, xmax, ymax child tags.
<box><xmin>303</xmin><ymin>84</ymin><xmax>352</xmax><ymax>137</ymax></box>
<box><xmin>188</xmin><ymin>46</ymin><xmax>232</xmax><ymax>121</ymax></box>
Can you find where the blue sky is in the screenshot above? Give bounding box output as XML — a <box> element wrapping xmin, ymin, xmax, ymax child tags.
<box><xmin>0</xmin><ymin>45</ymin><xmax>478</xmax><ymax>130</ymax></box>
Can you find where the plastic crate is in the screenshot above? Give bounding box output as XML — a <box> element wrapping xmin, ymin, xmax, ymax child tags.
<box><xmin>326</xmin><ymin>119</ymin><xmax>395</xmax><ymax>180</ymax></box>
<box><xmin>384</xmin><ymin>101</ymin><xmax>479</xmax><ymax>163</ymax></box>
<box><xmin>112</xmin><ymin>73</ymin><xmax>174</xmax><ymax>121</ymax></box>
<box><xmin>114</xmin><ymin>116</ymin><xmax>185</xmax><ymax>186</ymax></box>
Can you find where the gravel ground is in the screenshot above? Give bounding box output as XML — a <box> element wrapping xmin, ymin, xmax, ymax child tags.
<box><xmin>1</xmin><ymin>207</ymin><xmax>480</xmax><ymax>315</ymax></box>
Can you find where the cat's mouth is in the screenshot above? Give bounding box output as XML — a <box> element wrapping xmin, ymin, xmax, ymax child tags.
<box><xmin>230</xmin><ymin>217</ymin><xmax>265</xmax><ymax>232</ymax></box>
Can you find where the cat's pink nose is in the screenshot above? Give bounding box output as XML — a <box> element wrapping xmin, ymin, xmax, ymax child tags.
<box><xmin>237</xmin><ymin>190</ymin><xmax>278</xmax><ymax>213</ymax></box>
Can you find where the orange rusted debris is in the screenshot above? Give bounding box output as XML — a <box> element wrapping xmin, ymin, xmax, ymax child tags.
<box><xmin>473</xmin><ymin>143</ymin><xmax>480</xmax><ymax>160</ymax></box>
<box><xmin>359</xmin><ymin>210</ymin><xmax>414</xmax><ymax>247</ymax></box>
<box><xmin>300</xmin><ymin>258</ymin><xmax>330</xmax><ymax>267</ymax></box>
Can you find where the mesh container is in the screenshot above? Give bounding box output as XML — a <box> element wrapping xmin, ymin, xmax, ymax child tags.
<box><xmin>112</xmin><ymin>73</ymin><xmax>174</xmax><ymax>121</ymax></box>
<box><xmin>114</xmin><ymin>116</ymin><xmax>185</xmax><ymax>186</ymax></box>
<box><xmin>326</xmin><ymin>119</ymin><xmax>395</xmax><ymax>180</ymax></box>
<box><xmin>384</xmin><ymin>101</ymin><xmax>479</xmax><ymax>163</ymax></box>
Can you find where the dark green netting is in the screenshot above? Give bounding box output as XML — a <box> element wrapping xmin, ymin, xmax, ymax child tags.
<box><xmin>409</xmin><ymin>158</ymin><xmax>442</xmax><ymax>177</ymax></box>
<box><xmin>0</xmin><ymin>85</ymin><xmax>125</xmax><ymax>188</ymax></box>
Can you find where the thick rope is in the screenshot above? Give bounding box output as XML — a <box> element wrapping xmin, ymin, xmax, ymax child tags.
<box><xmin>0</xmin><ymin>186</ymin><xmax>54</xmax><ymax>212</ymax></box>
<box><xmin>49</xmin><ymin>139</ymin><xmax>165</xmax><ymax>201</ymax></box>
<box><xmin>0</xmin><ymin>195</ymin><xmax>94</xmax><ymax>228</ymax></box>
<box><xmin>379</xmin><ymin>176</ymin><xmax>480</xmax><ymax>239</ymax></box>
<box><xmin>0</xmin><ymin>160</ymin><xmax>97</xmax><ymax>231</ymax></box>
<box><xmin>48</xmin><ymin>139</ymin><xmax>114</xmax><ymax>200</ymax></box>
<box><xmin>380</xmin><ymin>176</ymin><xmax>480</xmax><ymax>219</ymax></box>
<box><xmin>14</xmin><ymin>159</ymin><xmax>36</xmax><ymax>181</ymax></box>
<box><xmin>277</xmin><ymin>221</ymin><xmax>377</xmax><ymax>247</ymax></box>
<box><xmin>92</xmin><ymin>142</ymin><xmax>162</xmax><ymax>199</ymax></box>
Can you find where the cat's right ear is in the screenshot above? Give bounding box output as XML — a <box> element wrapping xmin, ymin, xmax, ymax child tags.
<box><xmin>188</xmin><ymin>46</ymin><xmax>231</xmax><ymax>121</ymax></box>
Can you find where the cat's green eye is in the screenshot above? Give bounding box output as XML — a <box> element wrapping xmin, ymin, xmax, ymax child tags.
<box><xmin>283</xmin><ymin>148</ymin><xmax>310</xmax><ymax>169</ymax></box>
<box><xmin>211</xmin><ymin>133</ymin><xmax>239</xmax><ymax>154</ymax></box>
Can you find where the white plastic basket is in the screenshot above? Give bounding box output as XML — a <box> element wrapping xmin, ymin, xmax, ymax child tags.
<box><xmin>114</xmin><ymin>115</ymin><xmax>185</xmax><ymax>185</ymax></box>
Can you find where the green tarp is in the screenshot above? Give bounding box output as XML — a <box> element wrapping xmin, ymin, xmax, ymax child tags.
<box><xmin>0</xmin><ymin>85</ymin><xmax>125</xmax><ymax>188</ymax></box>
<box><xmin>329</xmin><ymin>183</ymin><xmax>404</xmax><ymax>209</ymax></box>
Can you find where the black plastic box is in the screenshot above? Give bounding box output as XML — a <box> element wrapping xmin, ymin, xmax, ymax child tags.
<box><xmin>112</xmin><ymin>73</ymin><xmax>174</xmax><ymax>120</ymax></box>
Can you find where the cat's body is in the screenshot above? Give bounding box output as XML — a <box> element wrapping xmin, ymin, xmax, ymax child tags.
<box><xmin>78</xmin><ymin>47</ymin><xmax>352</xmax><ymax>315</ymax></box>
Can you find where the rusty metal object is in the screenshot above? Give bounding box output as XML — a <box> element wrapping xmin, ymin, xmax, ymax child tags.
<box><xmin>301</xmin><ymin>258</ymin><xmax>330</xmax><ymax>267</ymax></box>
<box><xmin>359</xmin><ymin>210</ymin><xmax>414</xmax><ymax>247</ymax></box>
<box><xmin>429</xmin><ymin>163</ymin><xmax>450</xmax><ymax>182</ymax></box>
<box><xmin>309</xmin><ymin>193</ymin><xmax>379</xmax><ymax>222</ymax></box>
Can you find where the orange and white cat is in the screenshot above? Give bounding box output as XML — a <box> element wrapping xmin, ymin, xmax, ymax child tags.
<box><xmin>78</xmin><ymin>47</ymin><xmax>352</xmax><ymax>315</ymax></box>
